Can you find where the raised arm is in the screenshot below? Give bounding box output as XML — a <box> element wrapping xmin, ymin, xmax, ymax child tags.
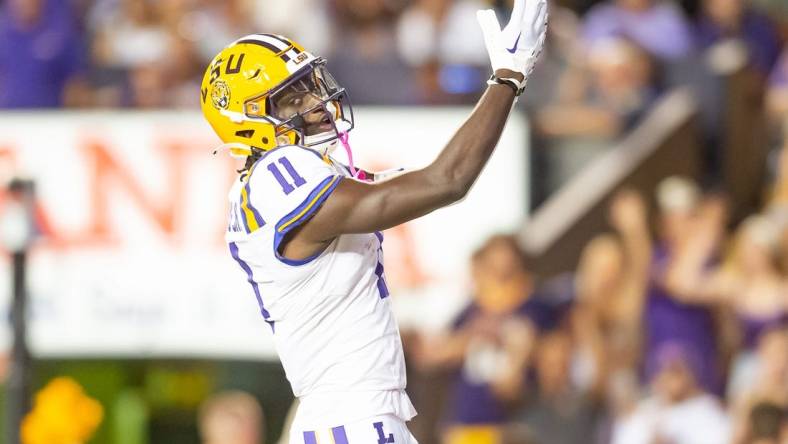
<box><xmin>608</xmin><ymin>190</ymin><xmax>652</xmax><ymax>324</ymax></box>
<box><xmin>288</xmin><ymin>0</ymin><xmax>547</xmax><ymax>256</ymax></box>
<box><xmin>663</xmin><ymin>195</ymin><xmax>730</xmax><ymax>304</ymax></box>
<box><xmin>307</xmin><ymin>83</ymin><xmax>523</xmax><ymax>234</ymax></box>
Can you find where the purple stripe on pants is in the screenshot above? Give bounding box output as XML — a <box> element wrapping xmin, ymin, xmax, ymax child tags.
<box><xmin>332</xmin><ymin>425</ymin><xmax>349</xmax><ymax>444</ymax></box>
<box><xmin>303</xmin><ymin>431</ymin><xmax>317</xmax><ymax>444</ymax></box>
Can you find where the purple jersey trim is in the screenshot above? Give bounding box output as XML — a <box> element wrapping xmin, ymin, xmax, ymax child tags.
<box><xmin>229</xmin><ymin>241</ymin><xmax>271</xmax><ymax>319</ymax></box>
<box><xmin>375</xmin><ymin>261</ymin><xmax>389</xmax><ymax>298</ymax></box>
<box><xmin>273</xmin><ymin>174</ymin><xmax>343</xmax><ymax>266</ymax></box>
<box><xmin>373</xmin><ymin>231</ymin><xmax>389</xmax><ymax>298</ymax></box>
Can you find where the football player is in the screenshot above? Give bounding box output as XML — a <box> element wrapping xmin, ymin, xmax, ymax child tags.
<box><xmin>200</xmin><ymin>0</ymin><xmax>547</xmax><ymax>442</ymax></box>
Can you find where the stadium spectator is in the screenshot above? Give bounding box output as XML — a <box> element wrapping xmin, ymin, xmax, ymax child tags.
<box><xmin>92</xmin><ymin>0</ymin><xmax>170</xmax><ymax>69</ymax></box>
<box><xmin>519</xmin><ymin>4</ymin><xmax>586</xmax><ymax>111</ymax></box>
<box><xmin>726</xmin><ymin>216</ymin><xmax>785</xmax><ymax>348</ymax></box>
<box><xmin>768</xmin><ymin>53</ymin><xmax>788</xmax><ymax>131</ymax></box>
<box><xmin>411</xmin><ymin>235</ymin><xmax>559</xmax><ymax>444</ymax></box>
<box><xmin>326</xmin><ymin>0</ymin><xmax>420</xmax><ymax>105</ymax></box>
<box><xmin>524</xmin><ymin>190</ymin><xmax>652</xmax><ymax>441</ymax></box>
<box><xmin>395</xmin><ymin>0</ymin><xmax>489</xmax><ymax>101</ymax></box>
<box><xmin>725</xmin><ymin>217</ymin><xmax>787</xmax><ymax>392</ymax></box>
<box><xmin>767</xmin><ymin>140</ymin><xmax>788</xmax><ymax>273</ymax></box>
<box><xmin>642</xmin><ymin>177</ymin><xmax>725</xmax><ymax>394</ymax></box>
<box><xmin>730</xmin><ymin>327</ymin><xmax>788</xmax><ymax>444</ymax></box>
<box><xmin>180</xmin><ymin>0</ymin><xmax>256</xmax><ymax>64</ymax></box>
<box><xmin>198</xmin><ymin>390</ymin><xmax>265</xmax><ymax>444</ymax></box>
<box><xmin>0</xmin><ymin>0</ymin><xmax>87</xmax><ymax>108</ymax></box>
<box><xmin>126</xmin><ymin>62</ymin><xmax>168</xmax><ymax>108</ymax></box>
<box><xmin>769</xmin><ymin>137</ymin><xmax>788</xmax><ymax>202</ymax></box>
<box><xmin>611</xmin><ymin>342</ymin><xmax>731</xmax><ymax>444</ymax></box>
<box><xmin>694</xmin><ymin>0</ymin><xmax>782</xmax><ymax>76</ymax></box>
<box><xmin>740</xmin><ymin>402</ymin><xmax>786</xmax><ymax>444</ymax></box>
<box><xmin>581</xmin><ymin>0</ymin><xmax>695</xmax><ymax>61</ymax></box>
<box><xmin>533</xmin><ymin>37</ymin><xmax>658</xmax><ymax>192</ymax></box>
<box><xmin>162</xmin><ymin>34</ymin><xmax>204</xmax><ymax>108</ymax></box>
<box><xmin>752</xmin><ymin>0</ymin><xmax>788</xmax><ymax>28</ymax></box>
<box><xmin>87</xmin><ymin>0</ymin><xmax>171</xmax><ymax>107</ymax></box>
<box><xmin>520</xmin><ymin>4</ymin><xmax>588</xmax><ymax>205</ymax></box>
<box><xmin>579</xmin><ymin>191</ymin><xmax>651</xmax><ymax>412</ymax></box>
<box><xmin>662</xmin><ymin>212</ymin><xmax>787</xmax><ymax>400</ymax></box>
<box><xmin>510</xmin><ymin>328</ymin><xmax>608</xmax><ymax>444</ymax></box>
<box><xmin>249</xmin><ymin>0</ymin><xmax>331</xmax><ymax>56</ymax></box>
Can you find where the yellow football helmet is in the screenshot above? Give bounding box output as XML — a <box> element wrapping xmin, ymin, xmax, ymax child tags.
<box><xmin>200</xmin><ymin>34</ymin><xmax>354</xmax><ymax>158</ymax></box>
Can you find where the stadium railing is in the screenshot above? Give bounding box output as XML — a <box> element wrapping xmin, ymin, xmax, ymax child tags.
<box><xmin>518</xmin><ymin>41</ymin><xmax>767</xmax><ymax>278</ymax></box>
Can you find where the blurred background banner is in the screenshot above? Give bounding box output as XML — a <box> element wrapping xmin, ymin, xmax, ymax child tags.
<box><xmin>0</xmin><ymin>109</ymin><xmax>527</xmax><ymax>359</ymax></box>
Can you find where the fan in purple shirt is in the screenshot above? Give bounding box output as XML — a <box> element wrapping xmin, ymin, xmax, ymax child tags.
<box><xmin>642</xmin><ymin>177</ymin><xmax>725</xmax><ymax>394</ymax></box>
<box><xmin>0</xmin><ymin>0</ymin><xmax>87</xmax><ymax>108</ymax></box>
<box><xmin>694</xmin><ymin>0</ymin><xmax>782</xmax><ymax>76</ymax></box>
<box><xmin>410</xmin><ymin>235</ymin><xmax>568</xmax><ymax>432</ymax></box>
<box><xmin>581</xmin><ymin>0</ymin><xmax>694</xmax><ymax>61</ymax></box>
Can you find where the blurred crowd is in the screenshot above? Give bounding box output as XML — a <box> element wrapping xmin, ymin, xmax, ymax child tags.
<box><xmin>3</xmin><ymin>0</ymin><xmax>788</xmax><ymax>195</ymax></box>
<box><xmin>0</xmin><ymin>0</ymin><xmax>784</xmax><ymax>107</ymax></box>
<box><xmin>406</xmin><ymin>173</ymin><xmax>788</xmax><ymax>444</ymax></box>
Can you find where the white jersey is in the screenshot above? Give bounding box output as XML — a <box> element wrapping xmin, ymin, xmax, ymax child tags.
<box><xmin>225</xmin><ymin>145</ymin><xmax>416</xmax><ymax>430</ymax></box>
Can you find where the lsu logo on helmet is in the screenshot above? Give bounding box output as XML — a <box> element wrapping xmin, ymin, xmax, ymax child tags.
<box><xmin>200</xmin><ymin>34</ymin><xmax>354</xmax><ymax>159</ymax></box>
<box><xmin>211</xmin><ymin>80</ymin><xmax>231</xmax><ymax>110</ymax></box>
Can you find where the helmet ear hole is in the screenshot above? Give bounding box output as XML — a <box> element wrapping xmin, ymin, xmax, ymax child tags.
<box><xmin>262</xmin><ymin>137</ymin><xmax>269</xmax><ymax>145</ymax></box>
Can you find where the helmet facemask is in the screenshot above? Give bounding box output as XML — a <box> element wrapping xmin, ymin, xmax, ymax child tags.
<box><xmin>245</xmin><ymin>59</ymin><xmax>354</xmax><ymax>156</ymax></box>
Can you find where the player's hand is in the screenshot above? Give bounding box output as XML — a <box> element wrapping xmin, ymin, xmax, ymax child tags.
<box><xmin>477</xmin><ymin>0</ymin><xmax>548</xmax><ymax>79</ymax></box>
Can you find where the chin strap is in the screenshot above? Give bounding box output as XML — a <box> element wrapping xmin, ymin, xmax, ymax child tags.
<box><xmin>212</xmin><ymin>142</ymin><xmax>255</xmax><ymax>159</ymax></box>
<box><xmin>337</xmin><ymin>131</ymin><xmax>366</xmax><ymax>180</ymax></box>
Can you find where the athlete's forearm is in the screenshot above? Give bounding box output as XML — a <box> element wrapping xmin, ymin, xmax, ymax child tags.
<box><xmin>424</xmin><ymin>69</ymin><xmax>524</xmax><ymax>204</ymax></box>
<box><xmin>296</xmin><ymin>71</ymin><xmax>528</xmax><ymax>238</ymax></box>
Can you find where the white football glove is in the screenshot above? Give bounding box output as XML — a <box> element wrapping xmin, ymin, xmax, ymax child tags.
<box><xmin>477</xmin><ymin>0</ymin><xmax>548</xmax><ymax>79</ymax></box>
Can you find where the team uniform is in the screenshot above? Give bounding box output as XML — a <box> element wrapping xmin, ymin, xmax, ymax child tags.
<box><xmin>225</xmin><ymin>145</ymin><xmax>417</xmax><ymax>442</ymax></box>
<box><xmin>205</xmin><ymin>1</ymin><xmax>547</xmax><ymax>438</ymax></box>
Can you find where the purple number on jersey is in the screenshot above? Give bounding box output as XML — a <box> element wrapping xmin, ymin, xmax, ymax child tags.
<box><xmin>268</xmin><ymin>157</ymin><xmax>307</xmax><ymax>195</ymax></box>
<box><xmin>373</xmin><ymin>421</ymin><xmax>395</xmax><ymax>444</ymax></box>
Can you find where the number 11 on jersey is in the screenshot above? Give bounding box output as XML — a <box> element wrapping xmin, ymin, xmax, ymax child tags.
<box><xmin>268</xmin><ymin>157</ymin><xmax>306</xmax><ymax>195</ymax></box>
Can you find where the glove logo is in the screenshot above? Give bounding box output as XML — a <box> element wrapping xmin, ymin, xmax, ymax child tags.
<box><xmin>506</xmin><ymin>33</ymin><xmax>521</xmax><ymax>54</ymax></box>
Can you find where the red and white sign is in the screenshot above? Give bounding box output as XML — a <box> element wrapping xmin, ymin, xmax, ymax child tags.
<box><xmin>0</xmin><ymin>109</ymin><xmax>527</xmax><ymax>359</ymax></box>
